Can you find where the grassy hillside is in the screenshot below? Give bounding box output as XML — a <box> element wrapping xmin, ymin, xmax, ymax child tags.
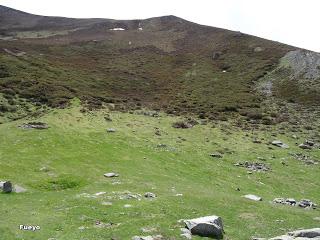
<box><xmin>0</xmin><ymin>102</ymin><xmax>319</xmax><ymax>239</ymax></box>
<box><xmin>0</xmin><ymin>5</ymin><xmax>305</xmax><ymax>121</ymax></box>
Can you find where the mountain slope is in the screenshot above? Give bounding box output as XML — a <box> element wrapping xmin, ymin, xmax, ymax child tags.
<box><xmin>0</xmin><ymin>5</ymin><xmax>319</xmax><ymax>124</ymax></box>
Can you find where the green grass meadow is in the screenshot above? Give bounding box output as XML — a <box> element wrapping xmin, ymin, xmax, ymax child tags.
<box><xmin>0</xmin><ymin>104</ymin><xmax>319</xmax><ymax>239</ymax></box>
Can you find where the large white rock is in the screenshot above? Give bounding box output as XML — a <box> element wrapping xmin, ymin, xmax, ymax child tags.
<box><xmin>184</xmin><ymin>215</ymin><xmax>224</xmax><ymax>239</ymax></box>
<box><xmin>244</xmin><ymin>194</ymin><xmax>262</xmax><ymax>201</ymax></box>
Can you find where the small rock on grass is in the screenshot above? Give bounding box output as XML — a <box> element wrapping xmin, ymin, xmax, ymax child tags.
<box><xmin>210</xmin><ymin>153</ymin><xmax>223</xmax><ymax>158</ymax></box>
<box><xmin>144</xmin><ymin>192</ymin><xmax>156</xmax><ymax>198</ymax></box>
<box><xmin>132</xmin><ymin>235</ymin><xmax>164</xmax><ymax>240</ymax></box>
<box><xmin>244</xmin><ymin>194</ymin><xmax>262</xmax><ymax>201</ymax></box>
<box><xmin>0</xmin><ymin>181</ymin><xmax>12</xmax><ymax>193</ymax></box>
<box><xmin>271</xmin><ymin>140</ymin><xmax>289</xmax><ymax>149</ymax></box>
<box><xmin>104</xmin><ymin>173</ymin><xmax>119</xmax><ymax>178</ymax></box>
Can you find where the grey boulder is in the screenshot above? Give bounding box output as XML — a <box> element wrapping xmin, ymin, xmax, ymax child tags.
<box><xmin>184</xmin><ymin>215</ymin><xmax>224</xmax><ymax>239</ymax></box>
<box><xmin>271</xmin><ymin>140</ymin><xmax>289</xmax><ymax>149</ymax></box>
<box><xmin>0</xmin><ymin>181</ymin><xmax>12</xmax><ymax>193</ymax></box>
<box><xmin>288</xmin><ymin>228</ymin><xmax>320</xmax><ymax>238</ymax></box>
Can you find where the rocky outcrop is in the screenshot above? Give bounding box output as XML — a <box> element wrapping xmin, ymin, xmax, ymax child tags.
<box><xmin>184</xmin><ymin>215</ymin><xmax>224</xmax><ymax>239</ymax></box>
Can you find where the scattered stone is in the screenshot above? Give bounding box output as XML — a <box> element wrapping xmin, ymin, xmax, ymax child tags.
<box><xmin>273</xmin><ymin>198</ymin><xmax>317</xmax><ymax>209</ymax></box>
<box><xmin>132</xmin><ymin>235</ymin><xmax>164</xmax><ymax>240</ymax></box>
<box><xmin>39</xmin><ymin>166</ymin><xmax>50</xmax><ymax>172</ymax></box>
<box><xmin>298</xmin><ymin>199</ymin><xmax>317</xmax><ymax>209</ymax></box>
<box><xmin>124</xmin><ymin>204</ymin><xmax>132</xmax><ymax>208</ymax></box>
<box><xmin>3</xmin><ymin>48</ymin><xmax>26</xmax><ymax>57</ymax></box>
<box><xmin>104</xmin><ymin>173</ymin><xmax>119</xmax><ymax>178</ymax></box>
<box><xmin>253</xmin><ymin>139</ymin><xmax>262</xmax><ymax>144</ymax></box>
<box><xmin>156</xmin><ymin>144</ymin><xmax>167</xmax><ymax>148</ymax></box>
<box><xmin>172</xmin><ymin>121</ymin><xmax>193</xmax><ymax>129</ymax></box>
<box><xmin>19</xmin><ymin>122</ymin><xmax>49</xmax><ymax>130</ymax></box>
<box><xmin>180</xmin><ymin>228</ymin><xmax>192</xmax><ymax>239</ymax></box>
<box><xmin>288</xmin><ymin>228</ymin><xmax>320</xmax><ymax>238</ymax></box>
<box><xmin>184</xmin><ymin>215</ymin><xmax>224</xmax><ymax>239</ymax></box>
<box><xmin>212</xmin><ymin>51</ymin><xmax>222</xmax><ymax>60</ymax></box>
<box><xmin>299</xmin><ymin>139</ymin><xmax>316</xmax><ymax>150</ymax></box>
<box><xmin>155</xmin><ymin>129</ymin><xmax>161</xmax><ymax>136</ymax></box>
<box><xmin>104</xmin><ymin>115</ymin><xmax>112</xmax><ymax>121</ymax></box>
<box><xmin>136</xmin><ymin>110</ymin><xmax>160</xmax><ymax>117</ymax></box>
<box><xmin>273</xmin><ymin>198</ymin><xmax>296</xmax><ymax>206</ymax></box>
<box><xmin>94</xmin><ymin>220</ymin><xmax>116</xmax><ymax>228</ymax></box>
<box><xmin>299</xmin><ymin>144</ymin><xmax>312</xmax><ymax>150</ymax></box>
<box><xmin>119</xmin><ymin>192</ymin><xmax>142</xmax><ymax>200</ymax></box>
<box><xmin>271</xmin><ymin>140</ymin><xmax>289</xmax><ymax>149</ymax></box>
<box><xmin>0</xmin><ymin>181</ymin><xmax>12</xmax><ymax>193</ymax></box>
<box><xmin>268</xmin><ymin>228</ymin><xmax>320</xmax><ymax>239</ymax></box>
<box><xmin>144</xmin><ymin>192</ymin><xmax>156</xmax><ymax>198</ymax></box>
<box><xmin>210</xmin><ymin>153</ymin><xmax>223</xmax><ymax>158</ymax></box>
<box><xmin>234</xmin><ymin>161</ymin><xmax>270</xmax><ymax>172</ymax></box>
<box><xmin>107</xmin><ymin>128</ymin><xmax>116</xmax><ymax>133</ymax></box>
<box><xmin>290</xmin><ymin>153</ymin><xmax>319</xmax><ymax>165</ymax></box>
<box><xmin>244</xmin><ymin>194</ymin><xmax>262</xmax><ymax>201</ymax></box>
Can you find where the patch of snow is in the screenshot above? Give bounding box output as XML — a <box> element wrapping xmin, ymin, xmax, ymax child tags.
<box><xmin>110</xmin><ymin>28</ymin><xmax>125</xmax><ymax>31</ymax></box>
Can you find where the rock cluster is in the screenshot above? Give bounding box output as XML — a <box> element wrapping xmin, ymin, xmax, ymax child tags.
<box><xmin>268</xmin><ymin>228</ymin><xmax>320</xmax><ymax>240</ymax></box>
<box><xmin>234</xmin><ymin>161</ymin><xmax>270</xmax><ymax>172</ymax></box>
<box><xmin>299</xmin><ymin>140</ymin><xmax>317</xmax><ymax>150</ymax></box>
<box><xmin>19</xmin><ymin>122</ymin><xmax>49</xmax><ymax>129</ymax></box>
<box><xmin>273</xmin><ymin>198</ymin><xmax>317</xmax><ymax>209</ymax></box>
<box><xmin>290</xmin><ymin>153</ymin><xmax>319</xmax><ymax>165</ymax></box>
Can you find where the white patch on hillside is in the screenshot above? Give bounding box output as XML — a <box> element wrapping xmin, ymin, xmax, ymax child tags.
<box><xmin>110</xmin><ymin>28</ymin><xmax>125</xmax><ymax>31</ymax></box>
